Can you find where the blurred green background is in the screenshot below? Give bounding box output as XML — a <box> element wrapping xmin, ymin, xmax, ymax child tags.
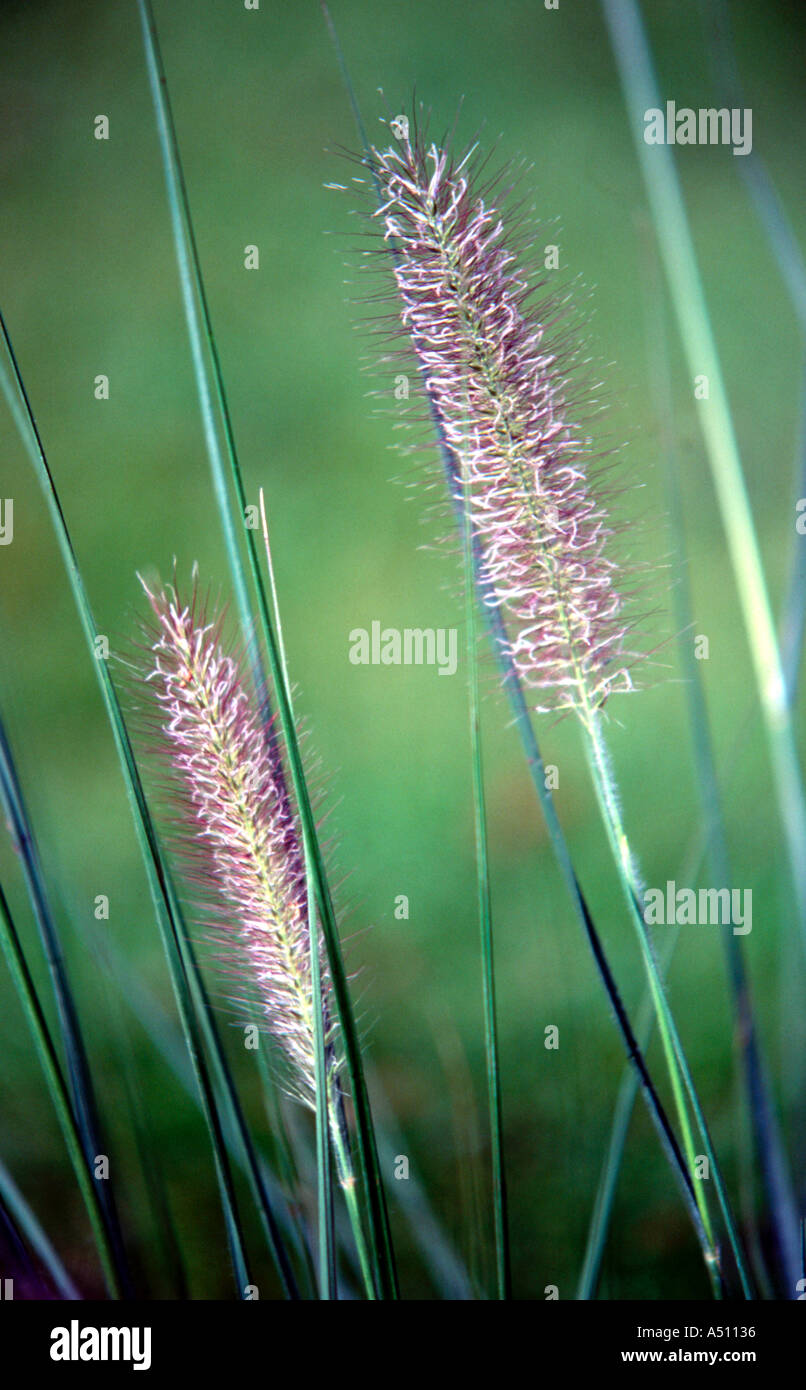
<box><xmin>1</xmin><ymin>0</ymin><xmax>805</xmax><ymax>1299</ymax></box>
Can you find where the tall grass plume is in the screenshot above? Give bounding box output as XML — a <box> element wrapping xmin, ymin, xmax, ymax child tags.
<box><xmin>360</xmin><ymin>117</ymin><xmax>642</xmax><ymax>715</ymax></box>
<box><xmin>352</xmin><ymin>109</ymin><xmax>752</xmax><ymax>1294</ymax></box>
<box><xmin>137</xmin><ymin>574</ymin><xmax>337</xmax><ymax>1110</ymax></box>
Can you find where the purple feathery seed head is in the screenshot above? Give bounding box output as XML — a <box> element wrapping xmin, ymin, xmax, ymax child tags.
<box><xmin>361</xmin><ymin>116</ymin><xmax>640</xmax><ymax>715</ymax></box>
<box><xmin>139</xmin><ymin>576</ymin><xmax>335</xmax><ymax>1108</ymax></box>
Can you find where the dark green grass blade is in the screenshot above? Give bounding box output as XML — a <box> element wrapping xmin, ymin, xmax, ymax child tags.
<box><xmin>0</xmin><ymin>714</ymin><xmax>132</xmax><ymax>1297</ymax></box>
<box><xmin>368</xmin><ymin>1075</ymin><xmax>475</xmax><ymax>1299</ymax></box>
<box><xmin>90</xmin><ymin>934</ymin><xmax>189</xmax><ymax>1299</ymax></box>
<box><xmin>571</xmin><ymin>875</ymin><xmax>714</xmax><ymax>1270</ymax></box>
<box><xmin>75</xmin><ymin>870</ymin><xmax>474</xmax><ymax>1299</ymax></box>
<box><xmin>437</xmin><ymin>321</ymin><xmax>722</xmax><ymax>1284</ymax></box>
<box><xmin>780</xmin><ymin>377</ymin><xmax>806</xmax><ymax>703</ymax></box>
<box><xmin>246</xmin><ymin>1020</ymin><xmax>319</xmax><ymax>1297</ymax></box>
<box><xmin>577</xmin><ymin>930</ymin><xmax>678</xmax><ymax>1299</ymax></box>
<box><xmin>82</xmin><ymin>906</ymin><xmax>315</xmax><ymax>1293</ymax></box>
<box><xmin>586</xmin><ymin>152</ymin><xmax>805</xmax><ymax>1289</ymax></box>
<box><xmin>91</xmin><ymin>900</ymin><xmax>472</xmax><ymax>1299</ymax></box>
<box><xmin>703</xmin><ymin>0</ymin><xmax>806</xmax><ymax>329</ymax></box>
<box><xmin>601</xmin><ymin>0</ymin><xmax>806</xmax><ymax>964</ymax></box>
<box><xmin>0</xmin><ymin>1190</ymin><xmax>46</xmax><ymax>1295</ymax></box>
<box><xmin>600</xmin><ymin>4</ymin><xmax>803</xmax><ymax>1276</ymax></box>
<box><xmin>136</xmin><ymin>852</ymin><xmax>253</xmax><ymax>1297</ymax></box>
<box><xmin>580</xmin><ymin>646</ymin><xmax>802</xmax><ymax>1298</ymax></box>
<box><xmin>582</xmin><ymin>710</ymin><xmax>752</xmax><ymax>1297</ymax></box>
<box><xmin>0</xmin><ymin>880</ymin><xmax>121</xmax><ymax>1297</ymax></box>
<box><xmin>309</xmin><ymin>890</ymin><xmax>337</xmax><ymax>1299</ymax></box>
<box><xmin>253</xmin><ymin>1046</ymin><xmax>318</xmax><ymax>1295</ymax></box>
<box><xmin>258</xmin><ymin>496</ymin><xmax>335</xmax><ymax>1298</ymax></box>
<box><xmin>73</xmin><ymin>853</ymin><xmax>303</xmax><ymax>1296</ymax></box>
<box><xmin>459</xmin><ymin>456</ymin><xmax>510</xmax><ymax>1300</ymax></box>
<box><xmin>164</xmin><ymin>866</ymin><xmax>302</xmax><ymax>1299</ymax></box>
<box><xmin>262</xmin><ymin>491</ymin><xmax>376</xmax><ymax>1298</ymax></box>
<box><xmin>159</xmin><ymin>905</ymin><xmax>253</xmax><ymax>1299</ymax></box>
<box><xmin>701</xmin><ymin>13</ymin><xmax>806</xmax><ymax>1292</ymax></box>
<box><xmin>136</xmin><ymin>0</ymin><xmax>396</xmax><ymax>1299</ymax></box>
<box><xmin>0</xmin><ymin>1156</ymin><xmax>79</xmax><ymax>1299</ymax></box>
<box><xmin>121</xmin><ymin>1071</ymin><xmax>189</xmax><ymax>1300</ymax></box>
<box><xmin>645</xmin><ymin>245</ymin><xmax>800</xmax><ymax>1296</ymax></box>
<box><xmin>0</xmin><ymin>314</ymin><xmax>259</xmax><ymax>1301</ymax></box>
<box><xmin>84</xmin><ymin>874</ymin><xmax>468</xmax><ymax>1299</ymax></box>
<box><xmin>321</xmin><ymin>5</ymin><xmax>712</xmax><ymax>1274</ymax></box>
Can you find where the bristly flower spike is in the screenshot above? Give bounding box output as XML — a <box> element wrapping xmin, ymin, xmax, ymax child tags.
<box><xmin>356</xmin><ymin>115</ymin><xmax>754</xmax><ymax>1292</ymax></box>
<box><xmin>139</xmin><ymin>575</ymin><xmax>336</xmax><ymax>1109</ymax></box>
<box><xmin>365</xmin><ymin>119</ymin><xmax>639</xmax><ymax>715</ymax></box>
<box><xmin>138</xmin><ymin>572</ymin><xmax>382</xmax><ymax>1299</ymax></box>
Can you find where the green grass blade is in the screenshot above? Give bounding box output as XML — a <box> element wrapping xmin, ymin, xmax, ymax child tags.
<box><xmin>645</xmin><ymin>241</ymin><xmax>800</xmax><ymax>1295</ymax></box>
<box><xmin>309</xmin><ymin>896</ymin><xmax>337</xmax><ymax>1300</ymax></box>
<box><xmin>602</xmin><ymin>0</ymin><xmax>806</xmax><ymax>958</ymax></box>
<box><xmin>135</xmin><ymin>0</ymin><xmax>254</xmax><ymax>649</ymax></box>
<box><xmin>704</xmin><ymin>0</ymin><xmax>806</xmax><ymax>330</ymax></box>
<box><xmin>136</xmin><ymin>0</ymin><xmax>396</xmax><ymax>1299</ymax></box>
<box><xmin>0</xmin><ymin>880</ymin><xmax>122</xmax><ymax>1297</ymax></box>
<box><xmin>81</xmin><ymin>916</ymin><xmax>189</xmax><ymax>1298</ymax></box>
<box><xmin>459</xmin><ymin>456</ymin><xmax>510</xmax><ymax>1300</ymax></box>
<box><xmin>119</xmin><ymin>1067</ymin><xmax>189</xmax><ymax>1299</ymax></box>
<box><xmin>580</xmin><ymin>704</ymin><xmax>752</xmax><ymax>1298</ymax></box>
<box><xmin>164</xmin><ymin>865</ymin><xmax>302</xmax><ymax>1299</ymax></box>
<box><xmin>579</xmin><ymin>665</ymin><xmax>800</xmax><ymax>1300</ymax></box>
<box><xmin>780</xmin><ymin>378</ymin><xmax>806</xmax><ymax>702</ymax></box>
<box><xmin>87</xmin><ymin>897</ymin><xmax>469</xmax><ymax>1299</ymax></box>
<box><xmin>151</xmin><ymin>864</ymin><xmax>253</xmax><ymax>1298</ymax></box>
<box><xmin>469</xmin><ymin>570</ymin><xmax>714</xmax><ymax>1284</ymax></box>
<box><xmin>577</xmin><ymin>930</ymin><xmax>678</xmax><ymax>1299</ymax></box>
<box><xmin>321</xmin><ymin>4</ymin><xmax>712</xmax><ymax>1280</ymax></box>
<box><xmin>0</xmin><ymin>1190</ymin><xmax>44</xmax><ymax>1294</ymax></box>
<box><xmin>0</xmin><ymin>312</ymin><xmax>258</xmax><ymax>1301</ymax></box>
<box><xmin>84</xmin><ymin>906</ymin><xmax>314</xmax><ymax>1292</ymax></box>
<box><xmin>0</xmin><ymin>714</ymin><xmax>132</xmax><ymax>1296</ymax></box>
<box><xmin>0</xmin><ymin>1155</ymin><xmax>80</xmax><ymax>1300</ymax></box>
<box><xmin>259</xmin><ymin>463</ymin><xmax>389</xmax><ymax>1299</ymax></box>
<box><xmin>579</xmin><ymin>236</ymin><xmax>798</xmax><ymax>1297</ymax></box>
<box><xmin>368</xmin><ymin>1075</ymin><xmax>474</xmax><ymax>1298</ymax></box>
<box><xmin>260</xmin><ymin>490</ymin><xmax>344</xmax><ymax>1300</ymax></box>
<box><xmin>74</xmin><ymin>857</ymin><xmax>303</xmax><ymax>1295</ymax></box>
<box><xmin>247</xmin><ymin>1021</ymin><xmax>318</xmax><ymax>1296</ymax></box>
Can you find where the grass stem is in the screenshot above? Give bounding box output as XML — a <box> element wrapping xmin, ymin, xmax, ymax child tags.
<box><xmin>580</xmin><ymin>702</ymin><xmax>751</xmax><ymax>1298</ymax></box>
<box><xmin>0</xmin><ymin>882</ymin><xmax>122</xmax><ymax>1298</ymax></box>
<box><xmin>138</xmin><ymin>0</ymin><xmax>396</xmax><ymax>1296</ymax></box>
<box><xmin>459</xmin><ymin>456</ymin><xmax>510</xmax><ymax>1299</ymax></box>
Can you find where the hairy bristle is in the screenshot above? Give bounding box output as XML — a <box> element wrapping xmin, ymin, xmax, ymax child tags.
<box><xmin>364</xmin><ymin>120</ymin><xmax>640</xmax><ymax>714</ymax></box>
<box><xmin>140</xmin><ymin>577</ymin><xmax>335</xmax><ymax>1108</ymax></box>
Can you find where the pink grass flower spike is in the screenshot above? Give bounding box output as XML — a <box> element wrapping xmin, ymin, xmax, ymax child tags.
<box><xmin>140</xmin><ymin>577</ymin><xmax>334</xmax><ymax>1108</ymax></box>
<box><xmin>365</xmin><ymin>120</ymin><xmax>639</xmax><ymax>715</ymax></box>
